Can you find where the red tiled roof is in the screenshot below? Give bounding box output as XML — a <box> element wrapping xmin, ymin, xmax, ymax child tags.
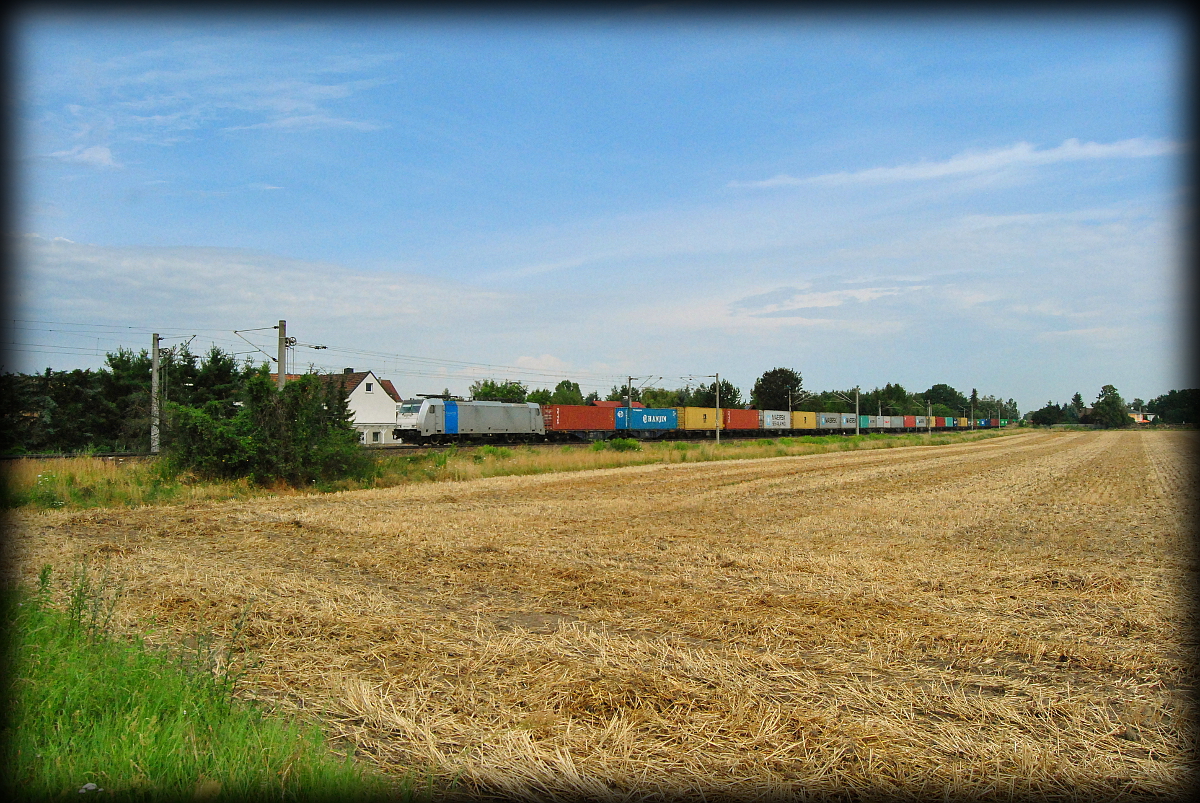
<box><xmin>272</xmin><ymin>371</ymin><xmax>400</xmax><ymax>401</ymax></box>
<box><xmin>378</xmin><ymin>379</ymin><xmax>401</xmax><ymax>402</ymax></box>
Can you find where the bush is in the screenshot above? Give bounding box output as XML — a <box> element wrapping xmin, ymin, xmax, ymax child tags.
<box><xmin>165</xmin><ymin>371</ymin><xmax>374</xmax><ymax>486</ymax></box>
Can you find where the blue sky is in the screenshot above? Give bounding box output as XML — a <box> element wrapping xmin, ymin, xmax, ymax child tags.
<box><xmin>12</xmin><ymin>11</ymin><xmax>1187</xmax><ymax>412</ymax></box>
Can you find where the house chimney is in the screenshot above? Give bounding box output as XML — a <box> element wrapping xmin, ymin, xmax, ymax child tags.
<box><xmin>344</xmin><ymin>368</ymin><xmax>354</xmax><ymax>374</ymax></box>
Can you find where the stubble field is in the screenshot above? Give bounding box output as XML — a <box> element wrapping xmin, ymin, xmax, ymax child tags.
<box><xmin>8</xmin><ymin>430</ymin><xmax>1196</xmax><ymax>801</ymax></box>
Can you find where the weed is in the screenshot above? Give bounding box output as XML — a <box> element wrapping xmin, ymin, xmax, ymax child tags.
<box><xmin>2</xmin><ymin>565</ymin><xmax>396</xmax><ymax>800</ymax></box>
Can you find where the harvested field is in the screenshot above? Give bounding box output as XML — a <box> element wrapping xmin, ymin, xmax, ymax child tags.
<box><xmin>8</xmin><ymin>430</ymin><xmax>1196</xmax><ymax>800</ymax></box>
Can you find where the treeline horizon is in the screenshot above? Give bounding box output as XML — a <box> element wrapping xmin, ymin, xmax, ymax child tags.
<box><xmin>5</xmin><ymin>350</ymin><xmax>1192</xmax><ymax>456</ymax></box>
<box><xmin>472</xmin><ymin>368</ymin><xmax>1019</xmax><ymax>420</ymax></box>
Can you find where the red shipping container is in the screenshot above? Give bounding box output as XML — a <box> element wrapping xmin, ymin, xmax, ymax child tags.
<box><xmin>903</xmin><ymin>415</ymin><xmax>917</xmax><ymax>428</ymax></box>
<box><xmin>990</xmin><ymin>418</ymin><xmax>1000</xmax><ymax>427</ymax></box>
<box><xmin>722</xmin><ymin>408</ymin><xmax>760</xmax><ymax>430</ymax></box>
<box><xmin>542</xmin><ymin>404</ymin><xmax>615</xmax><ymax>431</ymax></box>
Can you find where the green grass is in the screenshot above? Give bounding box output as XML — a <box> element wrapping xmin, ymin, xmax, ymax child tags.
<box><xmin>2</xmin><ymin>566</ymin><xmax>400</xmax><ymax>801</ymax></box>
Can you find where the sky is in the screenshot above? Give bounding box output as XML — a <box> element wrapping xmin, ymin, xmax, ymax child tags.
<box><xmin>9</xmin><ymin>10</ymin><xmax>1189</xmax><ymax>413</ymax></box>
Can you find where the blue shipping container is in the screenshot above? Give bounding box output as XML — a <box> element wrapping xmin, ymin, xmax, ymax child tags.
<box><xmin>615</xmin><ymin>407</ymin><xmax>678</xmax><ymax>430</ymax></box>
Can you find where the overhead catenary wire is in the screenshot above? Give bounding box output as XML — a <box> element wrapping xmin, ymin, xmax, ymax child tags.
<box><xmin>9</xmin><ymin>318</ymin><xmax>713</xmax><ymax>393</ymax></box>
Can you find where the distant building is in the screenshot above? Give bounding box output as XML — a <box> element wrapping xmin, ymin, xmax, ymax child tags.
<box><xmin>1129</xmin><ymin>411</ymin><xmax>1156</xmax><ymax>423</ymax></box>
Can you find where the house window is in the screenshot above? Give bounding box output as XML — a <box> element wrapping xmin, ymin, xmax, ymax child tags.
<box><xmin>358</xmin><ymin>432</ymin><xmax>365</xmax><ymax>443</ymax></box>
<box><xmin>365</xmin><ymin>382</ymin><xmax>373</xmax><ymax>392</ymax></box>
<box><xmin>372</xmin><ymin>431</ymin><xmax>381</xmax><ymax>443</ymax></box>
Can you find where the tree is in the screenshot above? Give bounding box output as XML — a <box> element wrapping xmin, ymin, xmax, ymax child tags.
<box><xmin>1029</xmin><ymin>401</ymin><xmax>1063</xmax><ymax>427</ymax></box>
<box><xmin>166</xmin><ymin>370</ymin><xmax>372</xmax><ymax>486</ymax></box>
<box><xmin>550</xmin><ymin>380</ymin><xmax>585</xmax><ymax>405</ymax></box>
<box><xmin>469</xmin><ymin>379</ymin><xmax>528</xmax><ymax>403</ymax></box>
<box><xmin>922</xmin><ymin>383</ymin><xmax>969</xmax><ymax>412</ymax></box>
<box><xmin>689</xmin><ymin>379</ymin><xmax>743</xmax><ymax>408</ymax></box>
<box><xmin>527</xmin><ymin>388</ymin><xmax>553</xmax><ymax>405</ymax></box>
<box><xmin>1146</xmin><ymin>388</ymin><xmax>1199</xmax><ymax>424</ymax></box>
<box><xmin>1070</xmin><ymin>392</ymin><xmax>1085</xmax><ymax>416</ymax></box>
<box><xmin>641</xmin><ymin>387</ymin><xmax>682</xmax><ymax>408</ymax></box>
<box><xmin>750</xmin><ymin>368</ymin><xmax>803</xmax><ymax>410</ymax></box>
<box><xmin>1090</xmin><ymin>385</ymin><xmax>1132</xmax><ymax>429</ymax></box>
<box><xmin>605</xmin><ymin>385</ymin><xmax>641</xmax><ymax>404</ymax></box>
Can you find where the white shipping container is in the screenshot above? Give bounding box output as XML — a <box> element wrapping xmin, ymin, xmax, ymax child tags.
<box><xmin>759</xmin><ymin>410</ymin><xmax>791</xmax><ymax>429</ymax></box>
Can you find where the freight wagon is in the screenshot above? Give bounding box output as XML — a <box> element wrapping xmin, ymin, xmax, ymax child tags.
<box><xmin>394</xmin><ymin>399</ymin><xmax>982</xmax><ymax>444</ymax></box>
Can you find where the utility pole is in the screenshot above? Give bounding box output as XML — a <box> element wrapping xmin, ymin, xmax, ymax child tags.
<box><xmin>150</xmin><ymin>333</ymin><xmax>160</xmax><ymax>454</ymax></box>
<box><xmin>277</xmin><ymin>320</ymin><xmax>287</xmax><ymax>390</ymax></box>
<box><xmin>627</xmin><ymin>376</ymin><xmax>633</xmax><ymax>409</ymax></box>
<box><xmin>855</xmin><ymin>386</ymin><xmax>860</xmax><ymax>435</ymax></box>
<box><xmin>927</xmin><ymin>401</ymin><xmax>932</xmax><ymax>434</ymax></box>
<box><xmin>715</xmin><ymin>372</ymin><xmax>721</xmax><ymax>445</ymax></box>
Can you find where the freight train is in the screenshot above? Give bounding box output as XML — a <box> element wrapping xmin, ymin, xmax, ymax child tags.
<box><xmin>391</xmin><ymin>398</ymin><xmax>1011</xmax><ymax>445</ymax></box>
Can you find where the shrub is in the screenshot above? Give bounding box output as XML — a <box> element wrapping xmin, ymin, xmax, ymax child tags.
<box><xmin>165</xmin><ymin>371</ymin><xmax>374</xmax><ymax>487</ymax></box>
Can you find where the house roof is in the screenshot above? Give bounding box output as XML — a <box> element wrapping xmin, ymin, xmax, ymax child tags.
<box><xmin>270</xmin><ymin>371</ymin><xmax>401</xmax><ymax>402</ymax></box>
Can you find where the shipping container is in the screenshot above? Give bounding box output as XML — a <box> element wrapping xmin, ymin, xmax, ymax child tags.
<box><xmin>840</xmin><ymin>414</ymin><xmax>858</xmax><ymax>428</ymax></box>
<box><xmin>676</xmin><ymin>407</ymin><xmax>722</xmax><ymax>430</ymax></box>
<box><xmin>616</xmin><ymin>407</ymin><xmax>678</xmax><ymax>430</ymax></box>
<box><xmin>542</xmin><ymin>404</ymin><xmax>615</xmax><ymax>432</ymax></box>
<box><xmin>759</xmin><ymin>410</ymin><xmax>791</xmax><ymax>429</ymax></box>
<box><xmin>817</xmin><ymin>413</ymin><xmax>841</xmax><ymax>428</ymax></box>
<box><xmin>957</xmin><ymin>417</ymin><xmax>969</xmax><ymax>427</ymax></box>
<box><xmin>934</xmin><ymin>416</ymin><xmax>946</xmax><ymax>427</ymax></box>
<box><xmin>792</xmin><ymin>411</ymin><xmax>817</xmax><ymax>429</ymax></box>
<box><xmin>914</xmin><ymin>416</ymin><xmax>927</xmax><ymax>427</ymax></box>
<box><xmin>902</xmin><ymin>416</ymin><xmax>916</xmax><ymax>428</ymax></box>
<box><xmin>860</xmin><ymin>415</ymin><xmax>872</xmax><ymax>429</ymax></box>
<box><xmin>723</xmin><ymin>408</ymin><xmax>760</xmax><ymax>430</ymax></box>
<box><xmin>990</xmin><ymin>418</ymin><xmax>1000</xmax><ymax>428</ymax></box>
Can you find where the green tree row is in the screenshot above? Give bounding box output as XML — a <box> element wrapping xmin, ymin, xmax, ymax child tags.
<box><xmin>1029</xmin><ymin>386</ymin><xmax>1199</xmax><ymax>428</ymax></box>
<box><xmin>2</xmin><ymin>347</ymin><xmax>371</xmax><ymax>487</ymax></box>
<box><xmin>466</xmin><ymin>367</ymin><xmax>1019</xmax><ymax>420</ymax></box>
<box><xmin>1</xmin><ymin>345</ymin><xmax>248</xmax><ymax>454</ymax></box>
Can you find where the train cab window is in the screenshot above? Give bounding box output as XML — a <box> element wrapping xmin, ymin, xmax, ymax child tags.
<box><xmin>400</xmin><ymin>402</ymin><xmax>423</xmax><ymax>414</ymax></box>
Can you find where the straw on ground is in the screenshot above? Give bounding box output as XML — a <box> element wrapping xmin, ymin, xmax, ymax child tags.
<box><xmin>9</xmin><ymin>430</ymin><xmax>1195</xmax><ymax>800</ymax></box>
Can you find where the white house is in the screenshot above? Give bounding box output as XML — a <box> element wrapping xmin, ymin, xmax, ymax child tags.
<box><xmin>326</xmin><ymin>369</ymin><xmax>402</xmax><ymax>444</ymax></box>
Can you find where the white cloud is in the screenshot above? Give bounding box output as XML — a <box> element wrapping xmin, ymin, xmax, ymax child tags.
<box><xmin>16</xmin><ymin>237</ymin><xmax>509</xmax><ymax>326</ymax></box>
<box><xmin>223</xmin><ymin>115</ymin><xmax>381</xmax><ymax>132</ymax></box>
<box><xmin>48</xmin><ymin>144</ymin><xmax>121</xmax><ymax>168</ymax></box>
<box><xmin>731</xmin><ymin>138</ymin><xmax>1180</xmax><ymax>188</ymax></box>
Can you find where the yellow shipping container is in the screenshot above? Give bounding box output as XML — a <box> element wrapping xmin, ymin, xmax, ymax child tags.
<box><xmin>676</xmin><ymin>407</ymin><xmax>722</xmax><ymax>430</ymax></box>
<box><xmin>792</xmin><ymin>411</ymin><xmax>817</xmax><ymax>429</ymax></box>
<box><xmin>957</xmin><ymin>417</ymin><xmax>969</xmax><ymax>427</ymax></box>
